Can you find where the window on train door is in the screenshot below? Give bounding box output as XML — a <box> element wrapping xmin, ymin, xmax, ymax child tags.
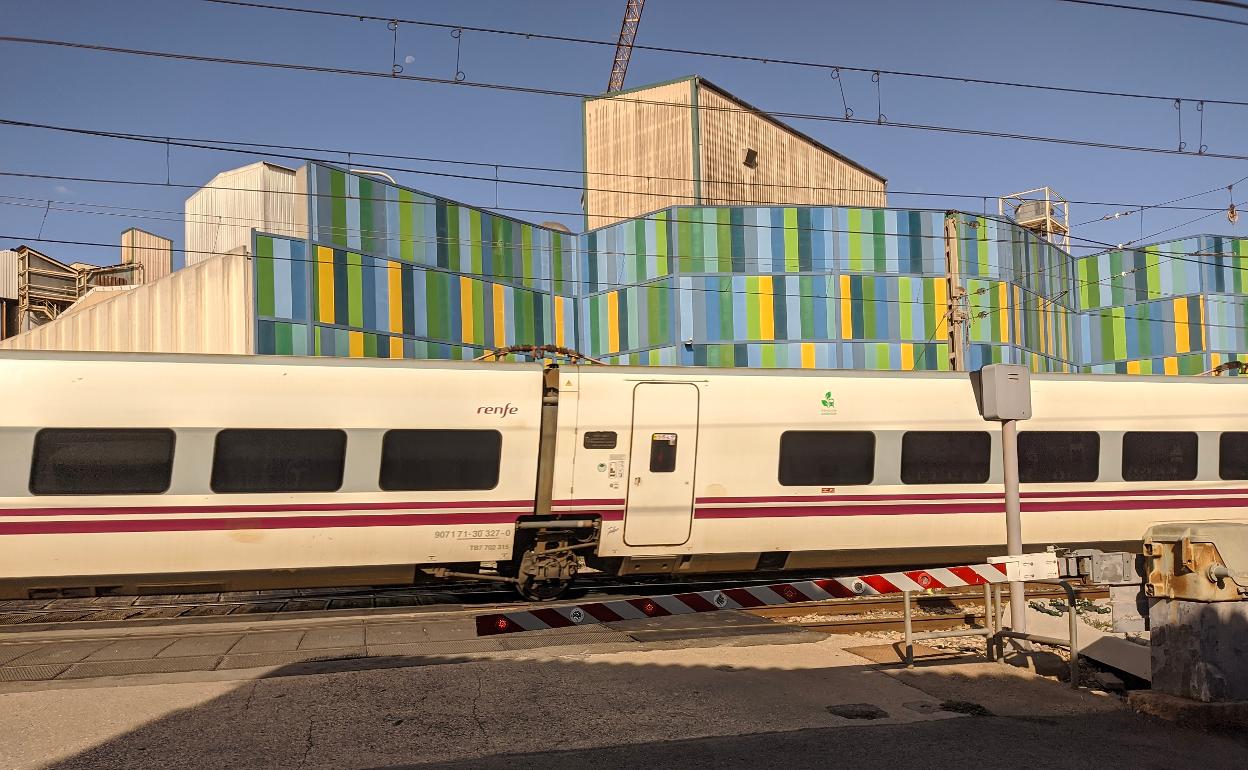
<box><xmin>1122</xmin><ymin>432</ymin><xmax>1198</xmax><ymax>482</ymax></box>
<box><xmin>1018</xmin><ymin>431</ymin><xmax>1100</xmax><ymax>483</ymax></box>
<box><xmin>380</xmin><ymin>429</ymin><xmax>502</xmax><ymax>491</ymax></box>
<box><xmin>29</xmin><ymin>428</ymin><xmax>175</xmax><ymax>495</ymax></box>
<box><xmin>778</xmin><ymin>431</ymin><xmax>875</xmax><ymax>486</ymax></box>
<box><xmin>211</xmin><ymin>429</ymin><xmax>346</xmax><ymax>493</ymax></box>
<box><xmin>900</xmin><ymin>431</ymin><xmax>991</xmax><ymax>485</ymax></box>
<box><xmin>649</xmin><ymin>433</ymin><xmax>678</xmax><ymax>473</ymax></box>
<box><xmin>1219</xmin><ymin>432</ymin><xmax>1248</xmax><ymax>480</ymax></box>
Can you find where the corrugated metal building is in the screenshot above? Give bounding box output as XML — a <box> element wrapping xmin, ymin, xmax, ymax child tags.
<box><xmin>0</xmin><ymin>254</ymin><xmax>251</xmax><ymax>354</ymax></box>
<box><xmin>120</xmin><ymin>228</ymin><xmax>173</xmax><ymax>284</ymax></box>
<box><xmin>0</xmin><ymin>249</ymin><xmax>17</xmax><ymax>339</ymax></box>
<box><xmin>185</xmin><ymin>162</ymin><xmax>305</xmax><ymax>265</ymax></box>
<box><xmin>583</xmin><ymin>76</ymin><xmax>887</xmax><ymax>230</ymax></box>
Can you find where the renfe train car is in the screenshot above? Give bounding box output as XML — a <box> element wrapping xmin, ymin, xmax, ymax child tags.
<box><xmin>1</xmin><ymin>350</ymin><xmax>1246</xmax><ymax>600</ymax></box>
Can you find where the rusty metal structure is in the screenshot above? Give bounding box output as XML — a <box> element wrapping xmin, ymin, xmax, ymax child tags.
<box><xmin>14</xmin><ymin>245</ymin><xmax>142</xmax><ymax>333</ymax></box>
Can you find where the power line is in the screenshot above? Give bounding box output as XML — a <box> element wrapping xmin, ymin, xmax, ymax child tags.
<box><xmin>0</xmin><ymin>194</ymin><xmax>1115</xmax><ymax>291</ymax></box>
<box><xmin>2</xmin><ymin>168</ymin><xmax>1238</xmax><ymax>301</ymax></box>
<box><xmin>195</xmin><ymin>0</ymin><xmax>1248</xmax><ymax>107</ymax></box>
<box><xmin>1074</xmin><ymin>174</ymin><xmax>1248</xmax><ymax>227</ymax></box>
<box><xmin>1052</xmin><ymin>0</ymin><xmax>1248</xmax><ymax>26</ymax></box>
<box><xmin>2</xmin><ymin>37</ymin><xmax>1247</xmax><ymax>163</ymax></box>
<box><xmin>2</xmin><ymin>116</ymin><xmax>1239</xmax><ymax>217</ymax></box>
<box><xmin>3</xmin><ymin>177</ymin><xmax>1220</xmax><ymax>294</ymax></box>
<box><xmin>3</xmin><ymin>113</ymin><xmax>1239</xmax><ymax>269</ymax></box>
<box><xmin>1186</xmin><ymin>0</ymin><xmax>1248</xmax><ymax>12</ymax></box>
<box><xmin>0</xmin><ymin>168</ymin><xmax>1226</xmax><ymax>232</ymax></box>
<box><xmin>0</xmin><ymin>112</ymin><xmax>1236</xmax><ymax>264</ymax></box>
<box><xmin>1129</xmin><ymin>198</ymin><xmax>1244</xmax><ymax>245</ymax></box>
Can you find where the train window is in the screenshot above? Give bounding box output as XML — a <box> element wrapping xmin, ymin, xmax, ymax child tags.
<box><xmin>649</xmin><ymin>433</ymin><xmax>678</xmax><ymax>473</ymax></box>
<box><xmin>583</xmin><ymin>431</ymin><xmax>618</xmax><ymax>449</ymax></box>
<box><xmin>901</xmin><ymin>431</ymin><xmax>991</xmax><ymax>485</ymax></box>
<box><xmin>1018</xmin><ymin>431</ymin><xmax>1100</xmax><ymax>483</ymax></box>
<box><xmin>1219</xmin><ymin>432</ymin><xmax>1248</xmax><ymax>480</ymax></box>
<box><xmin>1122</xmin><ymin>432</ymin><xmax>1198</xmax><ymax>482</ymax></box>
<box><xmin>29</xmin><ymin>428</ymin><xmax>175</xmax><ymax>495</ymax></box>
<box><xmin>778</xmin><ymin>431</ymin><xmax>875</xmax><ymax>486</ymax></box>
<box><xmin>380</xmin><ymin>430</ymin><xmax>502</xmax><ymax>491</ymax></box>
<box><xmin>211</xmin><ymin>429</ymin><xmax>346</xmax><ymax>493</ymax></box>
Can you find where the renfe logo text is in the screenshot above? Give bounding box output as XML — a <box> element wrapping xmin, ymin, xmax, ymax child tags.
<box><xmin>478</xmin><ymin>403</ymin><xmax>519</xmax><ymax>417</ymax></box>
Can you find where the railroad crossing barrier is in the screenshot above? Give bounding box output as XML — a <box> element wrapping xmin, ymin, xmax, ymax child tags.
<box><xmin>474</xmin><ymin>552</ymin><xmax>1059</xmax><ymax>636</ymax></box>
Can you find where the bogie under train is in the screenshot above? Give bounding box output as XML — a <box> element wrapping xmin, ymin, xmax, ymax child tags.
<box><xmin>1</xmin><ymin>351</ymin><xmax>1245</xmax><ymax>600</ymax></box>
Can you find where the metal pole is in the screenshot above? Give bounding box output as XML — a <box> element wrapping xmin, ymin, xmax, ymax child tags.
<box><xmin>1001</xmin><ymin>418</ymin><xmax>1027</xmax><ymax>633</ymax></box>
<box><xmin>1059</xmin><ymin>579</ymin><xmax>1080</xmax><ymax>689</ymax></box>
<box><xmin>992</xmin><ymin>584</ymin><xmax>1004</xmax><ymax>662</ymax></box>
<box><xmin>903</xmin><ymin>591</ymin><xmax>914</xmax><ymax>668</ymax></box>
<box><xmin>944</xmin><ymin>214</ymin><xmax>966</xmax><ymax>372</ymax></box>
<box><xmin>983</xmin><ymin>583</ymin><xmax>995</xmax><ymax>662</ymax></box>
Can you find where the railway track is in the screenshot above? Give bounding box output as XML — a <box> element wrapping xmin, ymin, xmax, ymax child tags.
<box><xmin>744</xmin><ymin>586</ymin><xmax>1108</xmax><ymax>634</ymax></box>
<box><xmin>0</xmin><ymin>573</ymin><xmax>840</xmax><ymax>628</ymax></box>
<box><xmin>0</xmin><ymin>573</ymin><xmax>1110</xmax><ymax>637</ymax></box>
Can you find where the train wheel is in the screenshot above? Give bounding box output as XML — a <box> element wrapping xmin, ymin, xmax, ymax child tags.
<box><xmin>516</xmin><ymin>572</ymin><xmax>574</xmax><ymax>601</ymax></box>
<box><xmin>513</xmin><ymin>538</ymin><xmax>580</xmax><ymax>602</ymax></box>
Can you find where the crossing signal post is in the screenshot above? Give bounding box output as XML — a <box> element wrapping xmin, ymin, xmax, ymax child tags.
<box><xmin>972</xmin><ymin>364</ymin><xmax>1033</xmax><ymax>633</ymax></box>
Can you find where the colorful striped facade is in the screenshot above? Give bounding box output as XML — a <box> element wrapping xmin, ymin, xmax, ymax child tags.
<box><xmin>1073</xmin><ymin>236</ymin><xmax>1248</xmax><ymax>374</ymax></box>
<box><xmin>253</xmin><ymin>165</ymin><xmax>576</xmax><ymax>361</ymax></box>
<box><xmin>578</xmin><ymin>206</ymin><xmax>1083</xmax><ymax>372</ymax></box>
<box><xmin>246</xmin><ymin>163</ymin><xmax>1246</xmax><ymax>375</ymax></box>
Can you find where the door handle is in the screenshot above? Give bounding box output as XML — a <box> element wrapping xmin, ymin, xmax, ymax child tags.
<box><xmin>633</xmin><ymin>477</ymin><xmax>641</xmax><ymax>486</ymax></box>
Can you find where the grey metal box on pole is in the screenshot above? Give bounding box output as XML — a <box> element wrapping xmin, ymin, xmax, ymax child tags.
<box><xmin>972</xmin><ymin>364</ymin><xmax>1032</xmax><ymax>633</ymax></box>
<box><xmin>976</xmin><ymin>364</ymin><xmax>1032</xmax><ymax>421</ymax></box>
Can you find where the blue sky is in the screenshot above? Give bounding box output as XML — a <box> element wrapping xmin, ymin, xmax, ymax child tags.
<box><xmin>1</xmin><ymin>0</ymin><xmax>1244</xmax><ymax>267</ymax></box>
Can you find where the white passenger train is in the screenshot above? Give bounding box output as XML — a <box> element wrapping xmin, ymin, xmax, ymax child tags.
<box><xmin>1</xmin><ymin>350</ymin><xmax>1245</xmax><ymax>600</ymax></box>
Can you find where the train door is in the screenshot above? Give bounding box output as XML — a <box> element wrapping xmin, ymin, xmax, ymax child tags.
<box><xmin>623</xmin><ymin>382</ymin><xmax>699</xmax><ymax>546</ymax></box>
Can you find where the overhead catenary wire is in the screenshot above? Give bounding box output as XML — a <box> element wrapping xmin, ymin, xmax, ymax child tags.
<box><xmin>0</xmin><ymin>121</ymin><xmax>1239</xmax><ymax>285</ymax></box>
<box><xmin>0</xmin><ymin>168</ymin><xmax>1230</xmax><ymax>246</ymax></box>
<box><xmin>1128</xmin><ymin>197</ymin><xmax>1245</xmax><ymax>245</ymax></box>
<box><xmin>2</xmin><ymin>173</ymin><xmax>1241</xmax><ymax>308</ymax></box>
<box><xmin>2</xmin><ymin>117</ymin><xmax>1241</xmax><ymax>217</ymax></box>
<box><xmin>3</xmin><ymin>186</ymin><xmax>1231</xmax><ymax>298</ymax></box>
<box><xmin>1073</xmin><ymin>174</ymin><xmax>1248</xmax><ymax>227</ymax></box>
<box><xmin>0</xmin><ymin>114</ymin><xmax>1238</xmax><ymax>264</ymax></box>
<box><xmin>1</xmin><ymin>37</ymin><xmax>1247</xmax><ymax>163</ymax></box>
<box><xmin>1052</xmin><ymin>0</ymin><xmax>1248</xmax><ymax>26</ymax></box>
<box><xmin>0</xmin><ymin>185</ymin><xmax>1213</xmax><ymax>256</ymax></box>
<box><xmin>1186</xmin><ymin>1</ymin><xmax>1248</xmax><ymax>11</ymax></box>
<box><xmin>194</xmin><ymin>0</ymin><xmax>1248</xmax><ymax>107</ymax></box>
<box><xmin>0</xmin><ymin>194</ymin><xmax>1115</xmax><ymax>296</ymax></box>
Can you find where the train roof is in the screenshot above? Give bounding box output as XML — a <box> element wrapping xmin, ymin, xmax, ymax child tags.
<box><xmin>2</xmin><ymin>350</ymin><xmax>1245</xmax><ymax>386</ymax></box>
<box><xmin>571</xmin><ymin>362</ymin><xmax>1248</xmax><ymax>386</ymax></box>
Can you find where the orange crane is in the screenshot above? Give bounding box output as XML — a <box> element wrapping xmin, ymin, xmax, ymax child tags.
<box><xmin>606</xmin><ymin>0</ymin><xmax>645</xmax><ymax>92</ymax></box>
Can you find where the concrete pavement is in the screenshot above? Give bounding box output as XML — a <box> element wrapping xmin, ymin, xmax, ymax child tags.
<box><xmin>2</xmin><ymin>627</ymin><xmax>1245</xmax><ymax>769</ymax></box>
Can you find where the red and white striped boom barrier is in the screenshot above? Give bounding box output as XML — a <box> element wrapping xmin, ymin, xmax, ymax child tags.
<box><xmin>475</xmin><ymin>553</ymin><xmax>1059</xmax><ymax>636</ymax></box>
